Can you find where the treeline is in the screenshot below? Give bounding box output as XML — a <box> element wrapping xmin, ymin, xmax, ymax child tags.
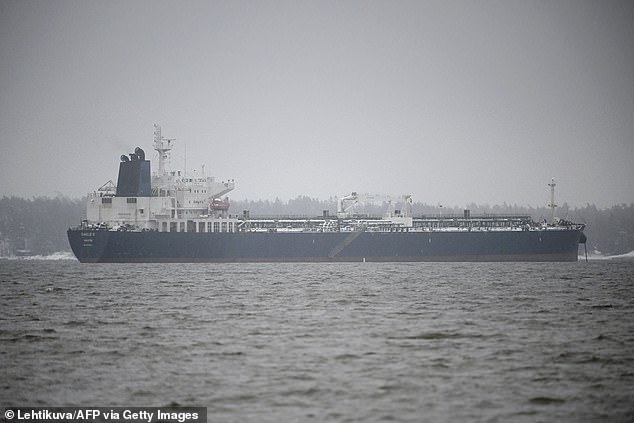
<box><xmin>0</xmin><ymin>196</ymin><xmax>83</xmax><ymax>255</ymax></box>
<box><xmin>0</xmin><ymin>195</ymin><xmax>632</xmax><ymax>256</ymax></box>
<box><xmin>570</xmin><ymin>203</ymin><xmax>634</xmax><ymax>256</ymax></box>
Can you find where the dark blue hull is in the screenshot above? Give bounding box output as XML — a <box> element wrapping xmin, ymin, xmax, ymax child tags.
<box><xmin>68</xmin><ymin>229</ymin><xmax>584</xmax><ymax>262</ymax></box>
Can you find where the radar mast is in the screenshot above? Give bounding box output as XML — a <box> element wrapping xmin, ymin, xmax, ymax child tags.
<box><xmin>153</xmin><ymin>124</ymin><xmax>174</xmax><ymax>176</ymax></box>
<box><xmin>547</xmin><ymin>178</ymin><xmax>557</xmax><ymax>224</ymax></box>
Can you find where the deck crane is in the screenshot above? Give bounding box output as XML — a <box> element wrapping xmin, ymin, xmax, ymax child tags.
<box><xmin>337</xmin><ymin>192</ymin><xmax>413</xmax><ymax>220</ymax></box>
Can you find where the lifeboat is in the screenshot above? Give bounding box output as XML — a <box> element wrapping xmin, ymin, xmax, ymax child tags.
<box><xmin>210</xmin><ymin>198</ymin><xmax>230</xmax><ymax>210</ymax></box>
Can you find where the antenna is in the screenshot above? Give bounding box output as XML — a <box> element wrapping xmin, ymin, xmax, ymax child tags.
<box><xmin>547</xmin><ymin>178</ymin><xmax>557</xmax><ymax>224</ymax></box>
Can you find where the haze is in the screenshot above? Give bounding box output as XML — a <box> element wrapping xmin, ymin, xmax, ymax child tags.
<box><xmin>1</xmin><ymin>0</ymin><xmax>633</xmax><ymax>208</ymax></box>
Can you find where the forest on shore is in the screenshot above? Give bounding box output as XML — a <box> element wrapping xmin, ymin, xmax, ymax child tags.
<box><xmin>0</xmin><ymin>195</ymin><xmax>632</xmax><ymax>257</ymax></box>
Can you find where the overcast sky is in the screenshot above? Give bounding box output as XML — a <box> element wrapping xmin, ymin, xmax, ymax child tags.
<box><xmin>1</xmin><ymin>0</ymin><xmax>633</xmax><ymax>208</ymax></box>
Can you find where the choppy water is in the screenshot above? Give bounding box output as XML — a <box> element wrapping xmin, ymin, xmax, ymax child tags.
<box><xmin>1</xmin><ymin>258</ymin><xmax>633</xmax><ymax>422</ymax></box>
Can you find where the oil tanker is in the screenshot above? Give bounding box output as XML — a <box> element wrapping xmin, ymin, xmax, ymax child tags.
<box><xmin>68</xmin><ymin>125</ymin><xmax>586</xmax><ymax>263</ymax></box>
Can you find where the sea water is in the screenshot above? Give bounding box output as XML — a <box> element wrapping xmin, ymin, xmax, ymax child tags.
<box><xmin>1</xmin><ymin>258</ymin><xmax>633</xmax><ymax>422</ymax></box>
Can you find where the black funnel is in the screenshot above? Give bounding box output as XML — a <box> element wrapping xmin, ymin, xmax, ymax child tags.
<box><xmin>116</xmin><ymin>151</ymin><xmax>151</xmax><ymax>197</ymax></box>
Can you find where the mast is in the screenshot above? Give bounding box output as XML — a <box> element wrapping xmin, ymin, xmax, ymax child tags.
<box><xmin>153</xmin><ymin>124</ymin><xmax>174</xmax><ymax>176</ymax></box>
<box><xmin>547</xmin><ymin>178</ymin><xmax>557</xmax><ymax>224</ymax></box>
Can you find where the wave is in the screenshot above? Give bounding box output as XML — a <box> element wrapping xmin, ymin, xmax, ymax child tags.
<box><xmin>580</xmin><ymin>250</ymin><xmax>634</xmax><ymax>260</ymax></box>
<box><xmin>4</xmin><ymin>251</ymin><xmax>77</xmax><ymax>261</ymax></box>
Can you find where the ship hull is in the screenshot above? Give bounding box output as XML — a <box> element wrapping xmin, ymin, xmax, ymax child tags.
<box><xmin>68</xmin><ymin>229</ymin><xmax>584</xmax><ymax>263</ymax></box>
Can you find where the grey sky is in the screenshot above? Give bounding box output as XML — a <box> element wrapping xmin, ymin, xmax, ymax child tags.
<box><xmin>1</xmin><ymin>0</ymin><xmax>632</xmax><ymax>208</ymax></box>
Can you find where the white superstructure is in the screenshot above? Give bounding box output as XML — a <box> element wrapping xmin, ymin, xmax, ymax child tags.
<box><xmin>86</xmin><ymin>125</ymin><xmax>238</xmax><ymax>233</ymax></box>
